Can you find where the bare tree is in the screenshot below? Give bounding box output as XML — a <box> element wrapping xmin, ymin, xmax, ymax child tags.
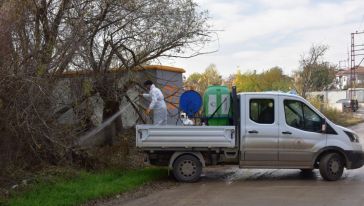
<box><xmin>75</xmin><ymin>0</ymin><xmax>210</xmax><ymax>128</ymax></box>
<box><xmin>294</xmin><ymin>45</ymin><xmax>336</xmax><ymax>98</ymax></box>
<box><xmin>0</xmin><ymin>0</ymin><xmax>210</xmax><ymax>172</ymax></box>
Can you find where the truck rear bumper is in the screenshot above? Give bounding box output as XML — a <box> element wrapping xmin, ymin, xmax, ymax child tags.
<box><xmin>345</xmin><ymin>151</ymin><xmax>364</xmax><ymax>169</ymax></box>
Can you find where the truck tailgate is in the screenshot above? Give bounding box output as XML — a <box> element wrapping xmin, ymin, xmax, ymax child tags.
<box><xmin>136</xmin><ymin>125</ymin><xmax>236</xmax><ymax>148</ymax></box>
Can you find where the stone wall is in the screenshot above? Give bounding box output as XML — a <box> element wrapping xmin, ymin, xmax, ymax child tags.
<box><xmin>52</xmin><ymin>66</ymin><xmax>184</xmax><ymax>147</ymax></box>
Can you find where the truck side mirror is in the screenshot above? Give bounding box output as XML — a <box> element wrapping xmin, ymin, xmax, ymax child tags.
<box><xmin>321</xmin><ymin>119</ymin><xmax>327</xmax><ymax>133</ymax></box>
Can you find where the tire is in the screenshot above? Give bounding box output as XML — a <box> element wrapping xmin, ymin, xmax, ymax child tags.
<box><xmin>173</xmin><ymin>155</ymin><xmax>202</xmax><ymax>183</ymax></box>
<box><xmin>319</xmin><ymin>153</ymin><xmax>344</xmax><ymax>181</ymax></box>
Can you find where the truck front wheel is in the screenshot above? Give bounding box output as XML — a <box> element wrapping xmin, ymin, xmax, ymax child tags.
<box><xmin>319</xmin><ymin>153</ymin><xmax>344</xmax><ymax>181</ymax></box>
<box><xmin>173</xmin><ymin>154</ymin><xmax>202</xmax><ymax>182</ymax></box>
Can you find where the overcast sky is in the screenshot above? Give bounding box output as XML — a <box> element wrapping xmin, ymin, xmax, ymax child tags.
<box><xmin>161</xmin><ymin>0</ymin><xmax>364</xmax><ymax>78</ymax></box>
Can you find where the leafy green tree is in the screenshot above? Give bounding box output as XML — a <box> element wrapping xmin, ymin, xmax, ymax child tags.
<box><xmin>202</xmin><ymin>64</ymin><xmax>223</xmax><ymax>85</ymax></box>
<box><xmin>261</xmin><ymin>67</ymin><xmax>293</xmax><ymax>91</ymax></box>
<box><xmin>185</xmin><ymin>72</ymin><xmax>203</xmax><ymax>91</ymax></box>
<box><xmin>234</xmin><ymin>71</ymin><xmax>260</xmax><ymax>92</ymax></box>
<box><xmin>185</xmin><ymin>64</ymin><xmax>222</xmax><ymax>94</ymax></box>
<box><xmin>234</xmin><ymin>67</ymin><xmax>292</xmax><ymax>92</ymax></box>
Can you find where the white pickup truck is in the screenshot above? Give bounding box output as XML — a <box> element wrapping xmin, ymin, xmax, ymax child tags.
<box><xmin>136</xmin><ymin>88</ymin><xmax>364</xmax><ymax>182</ymax></box>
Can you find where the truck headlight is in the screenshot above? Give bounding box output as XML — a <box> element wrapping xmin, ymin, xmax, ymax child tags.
<box><xmin>344</xmin><ymin>131</ymin><xmax>360</xmax><ymax>143</ymax></box>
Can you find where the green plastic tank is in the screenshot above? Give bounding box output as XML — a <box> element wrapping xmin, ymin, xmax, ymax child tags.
<box><xmin>203</xmin><ymin>85</ymin><xmax>232</xmax><ymax>126</ymax></box>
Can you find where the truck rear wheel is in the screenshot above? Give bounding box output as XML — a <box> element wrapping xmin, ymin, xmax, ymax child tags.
<box><xmin>173</xmin><ymin>154</ymin><xmax>202</xmax><ymax>182</ymax></box>
<box><xmin>319</xmin><ymin>153</ymin><xmax>344</xmax><ymax>181</ymax></box>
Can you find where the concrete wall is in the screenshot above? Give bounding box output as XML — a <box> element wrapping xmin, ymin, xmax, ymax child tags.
<box><xmin>308</xmin><ymin>88</ymin><xmax>364</xmax><ymax>112</ymax></box>
<box><xmin>308</xmin><ymin>91</ymin><xmax>346</xmax><ymax>111</ymax></box>
<box><xmin>348</xmin><ymin>88</ymin><xmax>364</xmax><ymax>103</ymax></box>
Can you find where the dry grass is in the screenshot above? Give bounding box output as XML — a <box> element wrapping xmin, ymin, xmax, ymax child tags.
<box><xmin>321</xmin><ymin>107</ymin><xmax>364</xmax><ymax>126</ymax></box>
<box><xmin>308</xmin><ymin>97</ymin><xmax>363</xmax><ymax>127</ymax></box>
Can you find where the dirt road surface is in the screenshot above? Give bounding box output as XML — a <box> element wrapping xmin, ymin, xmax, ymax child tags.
<box><xmin>99</xmin><ymin>122</ymin><xmax>364</xmax><ymax>206</ymax></box>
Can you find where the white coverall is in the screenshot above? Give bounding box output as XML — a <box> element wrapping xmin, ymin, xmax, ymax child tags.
<box><xmin>143</xmin><ymin>84</ymin><xmax>168</xmax><ymax>125</ymax></box>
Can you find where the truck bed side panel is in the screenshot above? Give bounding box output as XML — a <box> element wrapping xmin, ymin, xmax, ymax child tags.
<box><xmin>136</xmin><ymin>125</ymin><xmax>236</xmax><ymax>148</ymax></box>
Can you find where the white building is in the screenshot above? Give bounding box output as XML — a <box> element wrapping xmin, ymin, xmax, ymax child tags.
<box><xmin>335</xmin><ymin>66</ymin><xmax>364</xmax><ymax>90</ymax></box>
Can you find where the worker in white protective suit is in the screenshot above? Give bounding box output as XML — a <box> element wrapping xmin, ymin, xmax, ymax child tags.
<box><xmin>140</xmin><ymin>80</ymin><xmax>168</xmax><ymax>125</ymax></box>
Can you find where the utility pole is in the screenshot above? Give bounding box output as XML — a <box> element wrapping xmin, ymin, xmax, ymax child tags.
<box><xmin>349</xmin><ymin>31</ymin><xmax>364</xmax><ymax>106</ymax></box>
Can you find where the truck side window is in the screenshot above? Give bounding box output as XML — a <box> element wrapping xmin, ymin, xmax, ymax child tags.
<box><xmin>250</xmin><ymin>99</ymin><xmax>274</xmax><ymax>124</ymax></box>
<box><xmin>284</xmin><ymin>100</ymin><xmax>322</xmax><ymax>133</ymax></box>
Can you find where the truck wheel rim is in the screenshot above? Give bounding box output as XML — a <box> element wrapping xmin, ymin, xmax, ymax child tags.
<box><xmin>329</xmin><ymin>159</ymin><xmax>340</xmax><ymax>174</ymax></box>
<box><xmin>179</xmin><ymin>160</ymin><xmax>196</xmax><ymax>177</ymax></box>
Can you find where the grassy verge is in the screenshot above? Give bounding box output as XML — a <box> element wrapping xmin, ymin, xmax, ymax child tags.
<box><xmin>4</xmin><ymin>168</ymin><xmax>167</xmax><ymax>206</ymax></box>
<box><xmin>308</xmin><ymin>97</ymin><xmax>363</xmax><ymax>127</ymax></box>
<box><xmin>321</xmin><ymin>107</ymin><xmax>364</xmax><ymax>127</ymax></box>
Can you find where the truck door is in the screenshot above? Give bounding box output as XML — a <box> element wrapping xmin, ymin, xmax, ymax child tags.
<box><xmin>278</xmin><ymin>96</ymin><xmax>326</xmax><ymax>167</ymax></box>
<box><xmin>242</xmin><ymin>94</ymin><xmax>279</xmax><ymax>166</ymax></box>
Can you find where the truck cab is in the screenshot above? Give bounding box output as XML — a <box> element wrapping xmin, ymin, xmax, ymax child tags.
<box><xmin>239</xmin><ymin>92</ymin><xmax>364</xmax><ymax>174</ymax></box>
<box><xmin>136</xmin><ymin>91</ymin><xmax>364</xmax><ymax>182</ymax></box>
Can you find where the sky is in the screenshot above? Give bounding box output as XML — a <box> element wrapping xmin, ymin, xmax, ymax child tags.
<box><xmin>160</xmin><ymin>0</ymin><xmax>364</xmax><ymax>78</ymax></box>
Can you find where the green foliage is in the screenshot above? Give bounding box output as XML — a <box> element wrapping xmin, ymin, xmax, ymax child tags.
<box><xmin>202</xmin><ymin>65</ymin><xmax>223</xmax><ymax>85</ymax></box>
<box><xmin>185</xmin><ymin>64</ymin><xmax>222</xmax><ymax>94</ymax></box>
<box><xmin>185</xmin><ymin>72</ymin><xmax>203</xmax><ymax>89</ymax></box>
<box><xmin>234</xmin><ymin>67</ymin><xmax>293</xmax><ymax>92</ymax></box>
<box><xmin>6</xmin><ymin>168</ymin><xmax>167</xmax><ymax>206</ymax></box>
<box><xmin>234</xmin><ymin>71</ymin><xmax>259</xmax><ymax>92</ymax></box>
<box><xmin>310</xmin><ymin>63</ymin><xmax>336</xmax><ymax>91</ymax></box>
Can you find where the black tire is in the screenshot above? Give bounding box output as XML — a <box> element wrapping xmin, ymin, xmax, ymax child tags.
<box><xmin>173</xmin><ymin>155</ymin><xmax>202</xmax><ymax>183</ymax></box>
<box><xmin>319</xmin><ymin>153</ymin><xmax>344</xmax><ymax>181</ymax></box>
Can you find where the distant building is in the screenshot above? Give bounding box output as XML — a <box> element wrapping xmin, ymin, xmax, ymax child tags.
<box><xmin>335</xmin><ymin>66</ymin><xmax>364</xmax><ymax>90</ymax></box>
